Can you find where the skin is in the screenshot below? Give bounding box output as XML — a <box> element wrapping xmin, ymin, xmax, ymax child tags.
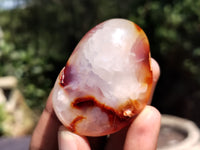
<box><xmin>30</xmin><ymin>58</ymin><xmax>161</xmax><ymax>150</ymax></box>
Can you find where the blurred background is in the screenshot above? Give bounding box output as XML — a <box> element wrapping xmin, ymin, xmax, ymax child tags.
<box><xmin>0</xmin><ymin>0</ymin><xmax>200</xmax><ymax>139</ymax></box>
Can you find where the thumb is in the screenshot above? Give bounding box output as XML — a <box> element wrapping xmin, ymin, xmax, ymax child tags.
<box><xmin>58</xmin><ymin>126</ymin><xmax>91</xmax><ymax>150</ymax></box>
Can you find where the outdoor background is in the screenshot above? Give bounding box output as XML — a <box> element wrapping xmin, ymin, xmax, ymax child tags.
<box><xmin>0</xmin><ymin>0</ymin><xmax>200</xmax><ymax>136</ymax></box>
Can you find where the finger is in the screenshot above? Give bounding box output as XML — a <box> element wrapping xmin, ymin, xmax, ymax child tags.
<box><xmin>124</xmin><ymin>106</ymin><xmax>161</xmax><ymax>150</ymax></box>
<box><xmin>30</xmin><ymin>90</ymin><xmax>62</xmax><ymax>150</ymax></box>
<box><xmin>148</xmin><ymin>58</ymin><xmax>160</xmax><ymax>104</ymax></box>
<box><xmin>58</xmin><ymin>126</ymin><xmax>90</xmax><ymax>150</ymax></box>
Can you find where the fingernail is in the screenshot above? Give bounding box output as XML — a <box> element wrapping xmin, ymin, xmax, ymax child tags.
<box><xmin>142</xmin><ymin>106</ymin><xmax>161</xmax><ymax>123</ymax></box>
<box><xmin>58</xmin><ymin>127</ymin><xmax>77</xmax><ymax>150</ymax></box>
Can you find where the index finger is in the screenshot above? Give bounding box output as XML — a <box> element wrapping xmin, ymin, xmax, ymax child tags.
<box><xmin>30</xmin><ymin>91</ymin><xmax>62</xmax><ymax>150</ymax></box>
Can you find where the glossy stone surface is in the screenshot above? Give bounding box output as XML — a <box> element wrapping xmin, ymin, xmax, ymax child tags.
<box><xmin>52</xmin><ymin>18</ymin><xmax>153</xmax><ymax>136</ymax></box>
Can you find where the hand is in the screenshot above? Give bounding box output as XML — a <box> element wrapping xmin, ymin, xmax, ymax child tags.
<box><xmin>30</xmin><ymin>58</ymin><xmax>160</xmax><ymax>150</ymax></box>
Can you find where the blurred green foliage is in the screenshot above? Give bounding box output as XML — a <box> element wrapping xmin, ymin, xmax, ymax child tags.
<box><xmin>0</xmin><ymin>105</ymin><xmax>5</xmax><ymax>136</ymax></box>
<box><xmin>0</xmin><ymin>0</ymin><xmax>200</xmax><ymax>124</ymax></box>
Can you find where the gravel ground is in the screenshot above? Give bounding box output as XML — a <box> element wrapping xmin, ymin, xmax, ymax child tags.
<box><xmin>0</xmin><ymin>135</ymin><xmax>31</xmax><ymax>150</ymax></box>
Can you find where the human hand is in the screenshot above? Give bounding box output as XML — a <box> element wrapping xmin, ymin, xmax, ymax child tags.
<box><xmin>30</xmin><ymin>58</ymin><xmax>160</xmax><ymax>150</ymax></box>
